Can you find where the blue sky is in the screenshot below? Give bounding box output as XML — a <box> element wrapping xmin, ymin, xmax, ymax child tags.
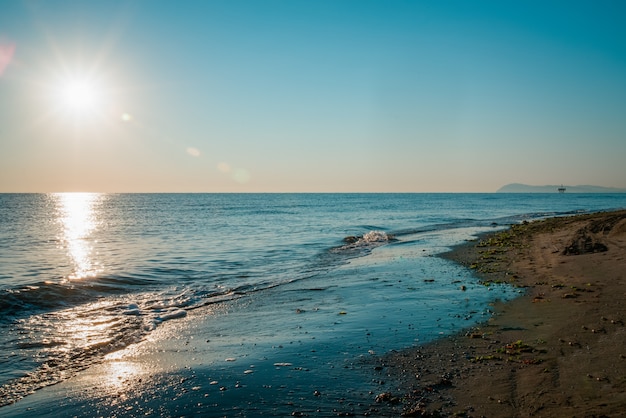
<box><xmin>1</xmin><ymin>0</ymin><xmax>625</xmax><ymax>192</ymax></box>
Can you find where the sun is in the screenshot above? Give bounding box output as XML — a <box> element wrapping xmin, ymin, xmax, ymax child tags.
<box><xmin>55</xmin><ymin>77</ymin><xmax>105</xmax><ymax>118</ymax></box>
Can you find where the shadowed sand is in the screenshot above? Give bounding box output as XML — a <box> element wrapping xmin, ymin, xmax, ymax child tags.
<box><xmin>374</xmin><ymin>210</ymin><xmax>626</xmax><ymax>417</ymax></box>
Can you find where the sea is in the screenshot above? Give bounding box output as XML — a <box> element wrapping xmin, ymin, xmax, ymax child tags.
<box><xmin>1</xmin><ymin>193</ymin><xmax>625</xmax><ymax>416</ymax></box>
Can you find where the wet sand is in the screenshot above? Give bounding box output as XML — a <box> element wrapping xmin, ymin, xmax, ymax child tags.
<box><xmin>375</xmin><ymin>210</ymin><xmax>626</xmax><ymax>417</ymax></box>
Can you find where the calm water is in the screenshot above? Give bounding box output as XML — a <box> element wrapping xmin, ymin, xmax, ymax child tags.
<box><xmin>1</xmin><ymin>193</ymin><xmax>625</xmax><ymax>414</ymax></box>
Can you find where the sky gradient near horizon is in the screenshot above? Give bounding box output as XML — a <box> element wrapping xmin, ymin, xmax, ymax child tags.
<box><xmin>1</xmin><ymin>0</ymin><xmax>625</xmax><ymax>192</ymax></box>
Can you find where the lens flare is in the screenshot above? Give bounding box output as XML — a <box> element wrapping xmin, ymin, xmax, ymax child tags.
<box><xmin>217</xmin><ymin>162</ymin><xmax>231</xmax><ymax>173</ymax></box>
<box><xmin>186</xmin><ymin>147</ymin><xmax>201</xmax><ymax>157</ymax></box>
<box><xmin>0</xmin><ymin>41</ymin><xmax>16</xmax><ymax>77</ymax></box>
<box><xmin>233</xmin><ymin>168</ymin><xmax>251</xmax><ymax>184</ymax></box>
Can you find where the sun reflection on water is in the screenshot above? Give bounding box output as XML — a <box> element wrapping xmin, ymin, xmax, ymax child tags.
<box><xmin>54</xmin><ymin>192</ymin><xmax>103</xmax><ymax>281</ymax></box>
<box><xmin>101</xmin><ymin>358</ymin><xmax>146</xmax><ymax>390</ymax></box>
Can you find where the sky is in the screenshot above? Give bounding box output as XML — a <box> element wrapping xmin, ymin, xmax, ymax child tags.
<box><xmin>0</xmin><ymin>0</ymin><xmax>625</xmax><ymax>193</ymax></box>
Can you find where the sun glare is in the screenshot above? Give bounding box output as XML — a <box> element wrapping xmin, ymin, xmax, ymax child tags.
<box><xmin>55</xmin><ymin>77</ymin><xmax>105</xmax><ymax>118</ymax></box>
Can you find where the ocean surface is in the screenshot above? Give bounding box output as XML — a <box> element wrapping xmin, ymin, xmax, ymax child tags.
<box><xmin>1</xmin><ymin>193</ymin><xmax>626</xmax><ymax>416</ymax></box>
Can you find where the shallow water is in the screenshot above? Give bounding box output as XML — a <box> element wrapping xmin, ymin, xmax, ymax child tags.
<box><xmin>1</xmin><ymin>193</ymin><xmax>625</xmax><ymax>413</ymax></box>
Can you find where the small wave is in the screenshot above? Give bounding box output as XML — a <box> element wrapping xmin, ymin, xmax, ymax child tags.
<box><xmin>155</xmin><ymin>309</ymin><xmax>187</xmax><ymax>322</ymax></box>
<box><xmin>362</xmin><ymin>230</ymin><xmax>392</xmax><ymax>243</ymax></box>
<box><xmin>344</xmin><ymin>230</ymin><xmax>393</xmax><ymax>245</ymax></box>
<box><xmin>335</xmin><ymin>230</ymin><xmax>394</xmax><ymax>255</ymax></box>
<box><xmin>0</xmin><ymin>276</ymin><xmax>157</xmax><ymax>321</ymax></box>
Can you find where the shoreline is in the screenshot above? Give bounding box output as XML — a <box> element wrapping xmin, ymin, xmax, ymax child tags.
<box><xmin>2</xmin><ymin>209</ymin><xmax>625</xmax><ymax>416</ymax></box>
<box><xmin>374</xmin><ymin>210</ymin><xmax>626</xmax><ymax>417</ymax></box>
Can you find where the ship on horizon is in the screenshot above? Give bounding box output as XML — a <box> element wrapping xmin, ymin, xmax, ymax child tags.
<box><xmin>558</xmin><ymin>185</ymin><xmax>566</xmax><ymax>193</ymax></box>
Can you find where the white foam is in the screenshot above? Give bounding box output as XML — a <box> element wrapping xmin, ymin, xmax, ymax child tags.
<box><xmin>362</xmin><ymin>230</ymin><xmax>389</xmax><ymax>243</ymax></box>
<box><xmin>155</xmin><ymin>309</ymin><xmax>187</xmax><ymax>322</ymax></box>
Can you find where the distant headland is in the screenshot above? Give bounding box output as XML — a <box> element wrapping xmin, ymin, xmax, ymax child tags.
<box><xmin>497</xmin><ymin>183</ymin><xmax>626</xmax><ymax>193</ymax></box>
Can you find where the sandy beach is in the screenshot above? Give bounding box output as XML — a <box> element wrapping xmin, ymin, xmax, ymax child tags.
<box><xmin>375</xmin><ymin>210</ymin><xmax>626</xmax><ymax>417</ymax></box>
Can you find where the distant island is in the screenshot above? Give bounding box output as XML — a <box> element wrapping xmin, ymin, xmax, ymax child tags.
<box><xmin>497</xmin><ymin>183</ymin><xmax>626</xmax><ymax>193</ymax></box>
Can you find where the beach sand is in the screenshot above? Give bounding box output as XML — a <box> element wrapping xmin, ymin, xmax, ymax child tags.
<box><xmin>374</xmin><ymin>210</ymin><xmax>626</xmax><ymax>417</ymax></box>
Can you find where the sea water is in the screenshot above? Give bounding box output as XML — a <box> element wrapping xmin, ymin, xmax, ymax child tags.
<box><xmin>1</xmin><ymin>193</ymin><xmax>625</xmax><ymax>415</ymax></box>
